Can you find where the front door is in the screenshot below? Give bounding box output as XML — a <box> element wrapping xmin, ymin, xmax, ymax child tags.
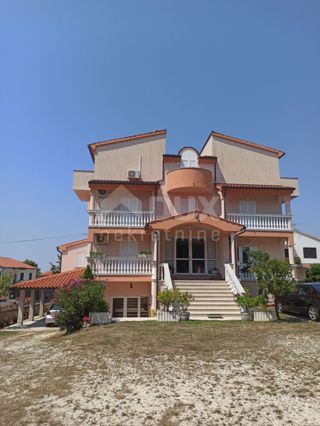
<box><xmin>176</xmin><ymin>238</ymin><xmax>206</xmax><ymax>274</ymax></box>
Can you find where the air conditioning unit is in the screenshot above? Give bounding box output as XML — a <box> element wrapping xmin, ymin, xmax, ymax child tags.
<box><xmin>96</xmin><ymin>234</ymin><xmax>105</xmax><ymax>244</ymax></box>
<box><xmin>128</xmin><ymin>170</ymin><xmax>141</xmax><ymax>179</ymax></box>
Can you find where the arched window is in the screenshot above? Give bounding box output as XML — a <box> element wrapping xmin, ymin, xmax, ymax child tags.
<box><xmin>180</xmin><ymin>148</ymin><xmax>198</xmax><ymax>168</ymax></box>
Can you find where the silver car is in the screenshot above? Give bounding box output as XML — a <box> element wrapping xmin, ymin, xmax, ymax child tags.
<box><xmin>45</xmin><ymin>304</ymin><xmax>61</xmax><ymax>327</ymax></box>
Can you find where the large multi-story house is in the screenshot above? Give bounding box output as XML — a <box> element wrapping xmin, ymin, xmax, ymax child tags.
<box><xmin>59</xmin><ymin>129</ymin><xmax>298</xmax><ymax>319</ymax></box>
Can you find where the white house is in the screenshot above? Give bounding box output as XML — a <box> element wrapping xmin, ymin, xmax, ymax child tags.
<box><xmin>293</xmin><ymin>229</ymin><xmax>320</xmax><ymax>266</ymax></box>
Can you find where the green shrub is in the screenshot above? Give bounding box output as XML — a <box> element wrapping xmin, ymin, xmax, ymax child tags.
<box><xmin>82</xmin><ymin>265</ymin><xmax>94</xmax><ymax>279</ymax></box>
<box><xmin>157</xmin><ymin>289</ymin><xmax>180</xmax><ymax>311</ymax></box>
<box><xmin>56</xmin><ymin>280</ymin><xmax>108</xmax><ymax>334</ymax></box>
<box><xmin>236</xmin><ymin>289</ymin><xmax>266</xmax><ymax>311</ymax></box>
<box><xmin>306</xmin><ymin>264</ymin><xmax>320</xmax><ymax>282</ymax></box>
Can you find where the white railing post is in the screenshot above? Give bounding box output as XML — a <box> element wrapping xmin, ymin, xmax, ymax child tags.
<box><xmin>227</xmin><ymin>213</ymin><xmax>292</xmax><ymax>231</ymax></box>
<box><xmin>225</xmin><ymin>263</ymin><xmax>245</xmax><ymax>295</ymax></box>
<box><xmin>88</xmin><ymin>210</ymin><xmax>154</xmax><ymax>228</ymax></box>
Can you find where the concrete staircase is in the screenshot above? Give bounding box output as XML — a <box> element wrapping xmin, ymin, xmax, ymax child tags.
<box><xmin>174</xmin><ymin>280</ymin><xmax>242</xmax><ymax>320</ymax></box>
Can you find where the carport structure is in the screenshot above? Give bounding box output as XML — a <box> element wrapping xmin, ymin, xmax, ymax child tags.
<box><xmin>13</xmin><ymin>268</ymin><xmax>85</xmax><ymax>326</ymax></box>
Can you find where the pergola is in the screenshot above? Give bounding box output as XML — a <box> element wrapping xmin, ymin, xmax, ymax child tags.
<box><xmin>13</xmin><ymin>268</ymin><xmax>85</xmax><ymax>326</ymax></box>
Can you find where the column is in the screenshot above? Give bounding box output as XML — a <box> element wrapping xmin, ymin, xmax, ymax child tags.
<box><xmin>285</xmin><ymin>198</ymin><xmax>292</xmax><ymax>230</ymax></box>
<box><xmin>17</xmin><ymin>289</ymin><xmax>26</xmax><ymax>326</ymax></box>
<box><xmin>230</xmin><ymin>233</ymin><xmax>236</xmax><ymax>272</ymax></box>
<box><xmin>39</xmin><ymin>289</ymin><xmax>45</xmax><ymax>317</ymax></box>
<box><xmin>28</xmin><ymin>288</ymin><xmax>35</xmax><ymax>321</ymax></box>
<box><xmin>151</xmin><ymin>232</ymin><xmax>158</xmax><ymax>312</ymax></box>
<box><xmin>218</xmin><ymin>189</ymin><xmax>226</xmax><ymax>219</ymax></box>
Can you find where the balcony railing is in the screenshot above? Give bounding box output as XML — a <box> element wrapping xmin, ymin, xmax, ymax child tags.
<box><xmin>89</xmin><ymin>210</ymin><xmax>155</xmax><ymax>228</ymax></box>
<box><xmin>88</xmin><ymin>256</ymin><xmax>152</xmax><ymax>275</ymax></box>
<box><xmin>238</xmin><ymin>264</ymin><xmax>256</xmax><ymax>281</ymax></box>
<box><xmin>227</xmin><ymin>213</ymin><xmax>292</xmax><ymax>231</ymax></box>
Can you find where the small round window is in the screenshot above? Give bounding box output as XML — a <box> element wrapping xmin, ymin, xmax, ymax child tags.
<box><xmin>180</xmin><ymin>148</ymin><xmax>198</xmax><ymax>168</ymax></box>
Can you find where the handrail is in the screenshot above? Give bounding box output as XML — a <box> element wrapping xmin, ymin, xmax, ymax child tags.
<box><xmin>225</xmin><ymin>263</ymin><xmax>245</xmax><ymax>295</ymax></box>
<box><xmin>88</xmin><ymin>210</ymin><xmax>155</xmax><ymax>228</ymax></box>
<box><xmin>227</xmin><ymin>213</ymin><xmax>292</xmax><ymax>230</ymax></box>
<box><xmin>159</xmin><ymin>263</ymin><xmax>173</xmax><ymax>290</ymax></box>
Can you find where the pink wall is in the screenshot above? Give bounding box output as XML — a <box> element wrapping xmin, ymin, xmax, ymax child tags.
<box><xmin>104</xmin><ymin>281</ymin><xmax>151</xmax><ymax>305</ymax></box>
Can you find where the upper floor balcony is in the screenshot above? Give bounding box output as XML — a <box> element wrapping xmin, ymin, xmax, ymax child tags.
<box><xmin>166</xmin><ymin>167</ymin><xmax>213</xmax><ymax>194</ymax></box>
<box><xmin>88</xmin><ymin>256</ymin><xmax>152</xmax><ymax>275</ymax></box>
<box><xmin>89</xmin><ymin>210</ymin><xmax>155</xmax><ymax>228</ymax></box>
<box><xmin>227</xmin><ymin>213</ymin><xmax>292</xmax><ymax>231</ymax></box>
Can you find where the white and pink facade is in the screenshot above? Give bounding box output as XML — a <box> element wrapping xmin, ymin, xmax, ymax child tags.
<box><xmin>60</xmin><ymin>129</ymin><xmax>299</xmax><ymax>319</ymax></box>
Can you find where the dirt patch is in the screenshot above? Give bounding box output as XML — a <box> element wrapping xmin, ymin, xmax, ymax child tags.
<box><xmin>1</xmin><ymin>321</ymin><xmax>320</xmax><ymax>425</ymax></box>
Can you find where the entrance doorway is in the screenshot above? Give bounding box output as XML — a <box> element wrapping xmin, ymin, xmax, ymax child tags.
<box><xmin>112</xmin><ymin>296</ymin><xmax>149</xmax><ymax>318</ymax></box>
<box><xmin>176</xmin><ymin>238</ymin><xmax>206</xmax><ymax>274</ymax></box>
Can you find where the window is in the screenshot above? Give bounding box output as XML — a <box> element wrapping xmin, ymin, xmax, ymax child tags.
<box><xmin>180</xmin><ymin>197</ymin><xmax>197</xmax><ymax>213</ymax></box>
<box><xmin>20</xmin><ymin>272</ymin><xmax>24</xmax><ymax>281</ymax></box>
<box><xmin>303</xmin><ymin>247</ymin><xmax>317</xmax><ymax>259</ymax></box>
<box><xmin>120</xmin><ymin>197</ymin><xmax>139</xmax><ymax>212</ymax></box>
<box><xmin>29</xmin><ymin>272</ymin><xmax>33</xmax><ymax>280</ymax></box>
<box><xmin>284</xmin><ymin>248</ymin><xmax>289</xmax><ymax>259</ymax></box>
<box><xmin>120</xmin><ymin>241</ymin><xmax>137</xmax><ymax>257</ymax></box>
<box><xmin>180</xmin><ymin>148</ymin><xmax>198</xmax><ymax>168</ymax></box>
<box><xmin>240</xmin><ymin>201</ymin><xmax>256</xmax><ymax>214</ymax></box>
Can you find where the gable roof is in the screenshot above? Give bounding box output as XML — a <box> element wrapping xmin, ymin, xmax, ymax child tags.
<box><xmin>202</xmin><ymin>131</ymin><xmax>285</xmax><ymax>158</ymax></box>
<box><xmin>57</xmin><ymin>238</ymin><xmax>88</xmax><ymax>252</ymax></box>
<box><xmin>88</xmin><ymin>129</ymin><xmax>167</xmax><ymax>160</ymax></box>
<box><xmin>0</xmin><ymin>257</ymin><xmax>36</xmax><ymax>270</ymax></box>
<box><xmin>145</xmin><ymin>209</ymin><xmax>244</xmax><ymax>233</ymax></box>
<box><xmin>13</xmin><ymin>268</ymin><xmax>86</xmax><ymax>289</ymax></box>
<box><xmin>294</xmin><ymin>229</ymin><xmax>320</xmax><ymax>243</ymax></box>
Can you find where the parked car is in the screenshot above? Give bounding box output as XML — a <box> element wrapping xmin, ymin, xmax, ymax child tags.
<box><xmin>276</xmin><ymin>283</ymin><xmax>320</xmax><ymax>321</ymax></box>
<box><xmin>45</xmin><ymin>304</ymin><xmax>61</xmax><ymax>327</ymax></box>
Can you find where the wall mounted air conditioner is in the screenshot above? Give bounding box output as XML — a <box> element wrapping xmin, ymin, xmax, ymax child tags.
<box><xmin>96</xmin><ymin>234</ymin><xmax>105</xmax><ymax>244</ymax></box>
<box><xmin>128</xmin><ymin>170</ymin><xmax>141</xmax><ymax>179</ymax></box>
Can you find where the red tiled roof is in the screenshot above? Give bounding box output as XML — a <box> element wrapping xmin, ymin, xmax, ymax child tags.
<box><xmin>216</xmin><ymin>183</ymin><xmax>295</xmax><ymax>190</ymax></box>
<box><xmin>13</xmin><ymin>268</ymin><xmax>86</xmax><ymax>289</ymax></box>
<box><xmin>58</xmin><ymin>238</ymin><xmax>88</xmax><ymax>252</ymax></box>
<box><xmin>0</xmin><ymin>257</ymin><xmax>36</xmax><ymax>270</ymax></box>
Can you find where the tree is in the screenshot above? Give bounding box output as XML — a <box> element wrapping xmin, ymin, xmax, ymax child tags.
<box><xmin>49</xmin><ymin>252</ymin><xmax>62</xmax><ymax>274</ymax></box>
<box><xmin>55</xmin><ymin>280</ymin><xmax>108</xmax><ymax>334</ymax></box>
<box><xmin>306</xmin><ymin>264</ymin><xmax>320</xmax><ymax>282</ymax></box>
<box><xmin>0</xmin><ymin>272</ymin><xmax>14</xmax><ymax>299</ymax></box>
<box><xmin>250</xmin><ymin>250</ymin><xmax>295</xmax><ymax>319</ymax></box>
<box><xmin>23</xmin><ymin>259</ymin><xmax>41</xmax><ymax>277</ymax></box>
<box><xmin>82</xmin><ymin>265</ymin><xmax>94</xmax><ymax>279</ymax></box>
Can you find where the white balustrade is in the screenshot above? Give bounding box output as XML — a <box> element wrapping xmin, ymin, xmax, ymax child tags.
<box><xmin>227</xmin><ymin>213</ymin><xmax>292</xmax><ymax>230</ymax></box>
<box><xmin>88</xmin><ymin>211</ymin><xmax>155</xmax><ymax>228</ymax></box>
<box><xmin>159</xmin><ymin>263</ymin><xmax>173</xmax><ymax>290</ymax></box>
<box><xmin>89</xmin><ymin>256</ymin><xmax>152</xmax><ymax>275</ymax></box>
<box><xmin>238</xmin><ymin>263</ymin><xmax>256</xmax><ymax>281</ymax></box>
<box><xmin>225</xmin><ymin>263</ymin><xmax>245</xmax><ymax>295</ymax></box>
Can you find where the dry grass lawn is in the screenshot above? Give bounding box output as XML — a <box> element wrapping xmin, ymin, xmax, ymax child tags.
<box><xmin>1</xmin><ymin>319</ymin><xmax>320</xmax><ymax>425</ymax></box>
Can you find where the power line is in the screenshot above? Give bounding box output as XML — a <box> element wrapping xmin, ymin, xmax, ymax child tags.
<box><xmin>0</xmin><ymin>233</ymin><xmax>87</xmax><ymax>245</ymax></box>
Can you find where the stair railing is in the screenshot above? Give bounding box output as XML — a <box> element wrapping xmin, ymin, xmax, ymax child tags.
<box><xmin>159</xmin><ymin>263</ymin><xmax>173</xmax><ymax>290</ymax></box>
<box><xmin>225</xmin><ymin>263</ymin><xmax>245</xmax><ymax>295</ymax></box>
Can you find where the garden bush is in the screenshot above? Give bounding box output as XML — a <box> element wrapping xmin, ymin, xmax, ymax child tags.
<box><xmin>56</xmin><ymin>280</ymin><xmax>108</xmax><ymax>334</ymax></box>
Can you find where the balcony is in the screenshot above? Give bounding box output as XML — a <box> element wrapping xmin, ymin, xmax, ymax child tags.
<box><xmin>166</xmin><ymin>167</ymin><xmax>212</xmax><ymax>194</ymax></box>
<box><xmin>88</xmin><ymin>256</ymin><xmax>152</xmax><ymax>275</ymax></box>
<box><xmin>89</xmin><ymin>210</ymin><xmax>155</xmax><ymax>228</ymax></box>
<box><xmin>227</xmin><ymin>213</ymin><xmax>292</xmax><ymax>231</ymax></box>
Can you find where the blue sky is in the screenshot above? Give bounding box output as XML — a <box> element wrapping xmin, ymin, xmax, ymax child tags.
<box><xmin>0</xmin><ymin>0</ymin><xmax>319</xmax><ymax>271</ymax></box>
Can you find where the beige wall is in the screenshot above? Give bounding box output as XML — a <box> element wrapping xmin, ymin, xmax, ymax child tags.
<box><xmin>92</xmin><ymin>234</ymin><xmax>151</xmax><ymax>256</ymax></box>
<box><xmin>61</xmin><ymin>242</ymin><xmax>89</xmax><ymax>272</ymax></box>
<box><xmin>227</xmin><ymin>193</ymin><xmax>283</xmax><ymax>214</ymax></box>
<box><xmin>94</xmin><ymin>135</ymin><xmax>166</xmax><ymax>181</ymax></box>
<box><xmin>237</xmin><ymin>236</ymin><xmax>286</xmax><ymax>260</ymax></box>
<box><xmin>2</xmin><ymin>267</ymin><xmax>36</xmax><ymax>283</ymax></box>
<box><xmin>203</xmin><ymin>135</ymin><xmax>282</xmax><ymax>185</ymax></box>
<box><xmin>93</xmin><ymin>186</ymin><xmax>154</xmax><ymax>212</ymax></box>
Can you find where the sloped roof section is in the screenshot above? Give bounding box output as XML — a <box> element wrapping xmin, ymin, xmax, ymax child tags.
<box><xmin>58</xmin><ymin>238</ymin><xmax>88</xmax><ymax>252</ymax></box>
<box><xmin>13</xmin><ymin>268</ymin><xmax>86</xmax><ymax>289</ymax></box>
<box><xmin>88</xmin><ymin>129</ymin><xmax>167</xmax><ymax>160</ymax></box>
<box><xmin>0</xmin><ymin>257</ymin><xmax>36</xmax><ymax>270</ymax></box>
<box><xmin>216</xmin><ymin>183</ymin><xmax>295</xmax><ymax>191</ymax></box>
<box><xmin>202</xmin><ymin>131</ymin><xmax>285</xmax><ymax>158</ymax></box>
<box><xmin>146</xmin><ymin>210</ymin><xmax>244</xmax><ymax>232</ymax></box>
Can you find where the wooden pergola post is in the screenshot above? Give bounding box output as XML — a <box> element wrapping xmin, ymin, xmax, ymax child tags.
<box><xmin>28</xmin><ymin>288</ymin><xmax>35</xmax><ymax>321</ymax></box>
<box><xmin>39</xmin><ymin>288</ymin><xmax>45</xmax><ymax>317</ymax></box>
<box><xmin>17</xmin><ymin>289</ymin><xmax>26</xmax><ymax>326</ymax></box>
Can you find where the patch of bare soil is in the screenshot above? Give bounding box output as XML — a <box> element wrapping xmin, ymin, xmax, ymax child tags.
<box><xmin>0</xmin><ymin>321</ymin><xmax>320</xmax><ymax>426</ymax></box>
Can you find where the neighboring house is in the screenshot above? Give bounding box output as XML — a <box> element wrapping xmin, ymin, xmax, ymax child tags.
<box><xmin>293</xmin><ymin>230</ymin><xmax>320</xmax><ymax>265</ymax></box>
<box><xmin>0</xmin><ymin>257</ymin><xmax>37</xmax><ymax>283</ymax></box>
<box><xmin>57</xmin><ymin>239</ymin><xmax>88</xmax><ymax>272</ymax></box>
<box><xmin>15</xmin><ymin>129</ymin><xmax>299</xmax><ymax>321</ymax></box>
